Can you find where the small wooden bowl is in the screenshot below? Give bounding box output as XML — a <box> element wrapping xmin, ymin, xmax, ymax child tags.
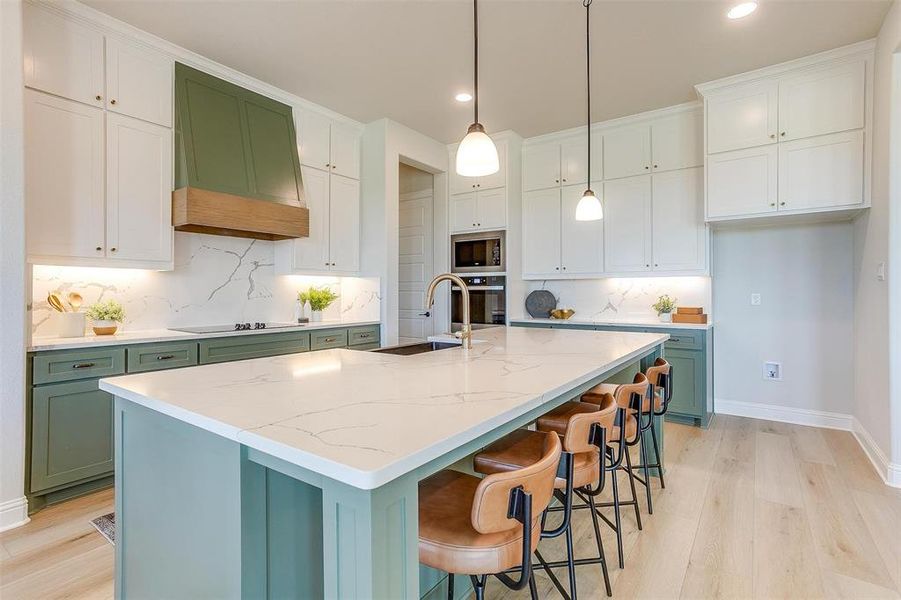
<box><xmin>550</xmin><ymin>308</ymin><xmax>575</xmax><ymax>320</ymax></box>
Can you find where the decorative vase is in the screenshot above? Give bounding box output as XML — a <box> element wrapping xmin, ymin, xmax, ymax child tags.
<box><xmin>293</xmin><ymin>300</ymin><xmax>306</xmax><ymax>323</ymax></box>
<box><xmin>310</xmin><ymin>310</ymin><xmax>323</xmax><ymax>322</ymax></box>
<box><xmin>92</xmin><ymin>319</ymin><xmax>119</xmax><ymax>335</ymax></box>
<box><xmin>659</xmin><ymin>312</ymin><xmax>673</xmax><ymax>323</ymax></box>
<box><xmin>58</xmin><ymin>312</ymin><xmax>86</xmax><ymax>338</ymax></box>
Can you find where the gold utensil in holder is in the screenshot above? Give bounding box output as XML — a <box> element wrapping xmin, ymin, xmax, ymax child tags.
<box><xmin>550</xmin><ymin>308</ymin><xmax>575</xmax><ymax>320</ymax></box>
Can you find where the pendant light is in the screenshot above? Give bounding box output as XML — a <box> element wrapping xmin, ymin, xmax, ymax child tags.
<box><xmin>575</xmin><ymin>0</ymin><xmax>603</xmax><ymax>221</ymax></box>
<box><xmin>455</xmin><ymin>0</ymin><xmax>499</xmax><ymax>177</ymax></box>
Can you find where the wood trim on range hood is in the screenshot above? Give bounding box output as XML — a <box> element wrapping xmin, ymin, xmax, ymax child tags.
<box><xmin>172</xmin><ymin>187</ymin><xmax>309</xmax><ymax>241</ymax></box>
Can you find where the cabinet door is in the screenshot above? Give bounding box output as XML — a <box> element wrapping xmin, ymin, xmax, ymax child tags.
<box><xmin>603</xmin><ymin>175</ymin><xmax>652</xmax><ymax>273</ymax></box>
<box><xmin>778</xmin><ymin>130</ymin><xmax>863</xmax><ymax>212</ymax></box>
<box><xmin>105</xmin><ymin>38</ymin><xmax>173</xmax><ymax>127</ymax></box>
<box><xmin>328</xmin><ymin>174</ymin><xmax>361</xmax><ymax>272</ymax></box>
<box><xmin>706</xmin><ymin>145</ymin><xmax>778</xmax><ymax>219</ymax></box>
<box><xmin>242</xmin><ymin>94</ymin><xmax>303</xmax><ymax>204</ymax></box>
<box><xmin>652</xmin><ymin>168</ymin><xmax>705</xmax><ymax>272</ymax></box>
<box><xmin>330</xmin><ymin>123</ymin><xmax>360</xmax><ymax>179</ymax></box>
<box><xmin>522</xmin><ymin>144</ymin><xmax>561</xmax><ymax>191</ymax></box>
<box><xmin>603</xmin><ymin>125</ymin><xmax>651</xmax><ymax>180</ymax></box>
<box><xmin>298</xmin><ymin>111</ymin><xmax>332</xmax><ymax>171</ymax></box>
<box><xmin>292</xmin><ymin>166</ymin><xmax>331</xmax><ymax>271</ymax></box>
<box><xmin>663</xmin><ymin>349</ymin><xmax>703</xmax><ymax>419</ymax></box>
<box><xmin>23</xmin><ymin>3</ymin><xmax>104</xmax><ymax>107</ymax></box>
<box><xmin>476</xmin><ymin>188</ymin><xmax>507</xmax><ymax>230</ymax></box>
<box><xmin>106</xmin><ymin>113</ymin><xmax>173</xmax><ymax>264</ymax></box>
<box><xmin>561</xmin><ymin>132</ymin><xmax>603</xmax><ymax>186</ymax></box>
<box><xmin>706</xmin><ymin>81</ymin><xmax>778</xmax><ymax>153</ymax></box>
<box><xmin>651</xmin><ymin>110</ymin><xmax>702</xmax><ymax>172</ymax></box>
<box><xmin>25</xmin><ymin>90</ymin><xmax>105</xmax><ymax>260</ymax></box>
<box><xmin>477</xmin><ymin>140</ymin><xmax>507</xmax><ymax>190</ymax></box>
<box><xmin>522</xmin><ymin>189</ymin><xmax>562</xmax><ymax>277</ymax></box>
<box><xmin>778</xmin><ymin>61</ymin><xmax>865</xmax><ymax>141</ymax></box>
<box><xmin>561</xmin><ymin>185</ymin><xmax>603</xmax><ymax>275</ymax></box>
<box><xmin>450</xmin><ymin>192</ymin><xmax>478</xmax><ymax>233</ymax></box>
<box><xmin>30</xmin><ymin>380</ymin><xmax>113</xmax><ymax>493</ymax></box>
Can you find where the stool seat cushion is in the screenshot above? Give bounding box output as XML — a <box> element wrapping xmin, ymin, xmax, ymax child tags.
<box><xmin>419</xmin><ymin>469</ymin><xmax>541</xmax><ymax>575</ymax></box>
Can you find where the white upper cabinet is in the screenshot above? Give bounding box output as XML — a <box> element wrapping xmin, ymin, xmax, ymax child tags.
<box><xmin>298</xmin><ymin>111</ymin><xmax>361</xmax><ymax>180</ymax></box>
<box><xmin>561</xmin><ymin>184</ymin><xmax>603</xmax><ymax>275</ymax></box>
<box><xmin>23</xmin><ymin>3</ymin><xmax>104</xmax><ymax>108</ymax></box>
<box><xmin>603</xmin><ymin>124</ymin><xmax>651</xmax><ymax>180</ymax></box>
<box><xmin>105</xmin><ymin>38</ymin><xmax>173</xmax><ymax>127</ymax></box>
<box><xmin>451</xmin><ymin>192</ymin><xmax>478</xmax><ymax>232</ymax></box>
<box><xmin>603</xmin><ymin>175</ymin><xmax>652</xmax><ymax>273</ymax></box>
<box><xmin>286</xmin><ymin>166</ymin><xmax>330</xmax><ymax>271</ymax></box>
<box><xmin>651</xmin><ymin>109</ymin><xmax>703</xmax><ymax>172</ymax></box>
<box><xmin>328</xmin><ymin>175</ymin><xmax>361</xmax><ymax>272</ymax></box>
<box><xmin>105</xmin><ymin>113</ymin><xmax>173</xmax><ymax>263</ymax></box>
<box><xmin>450</xmin><ymin>188</ymin><xmax>507</xmax><ymax>233</ymax></box>
<box><xmin>706</xmin><ymin>80</ymin><xmax>778</xmax><ymax>154</ymax></box>
<box><xmin>522</xmin><ymin>144</ymin><xmax>561</xmax><ymax>191</ymax></box>
<box><xmin>450</xmin><ymin>139</ymin><xmax>507</xmax><ymax>194</ymax></box>
<box><xmin>778</xmin><ymin>130</ymin><xmax>863</xmax><ymax>212</ymax></box>
<box><xmin>25</xmin><ymin>90</ymin><xmax>104</xmax><ymax>261</ymax></box>
<box><xmin>652</xmin><ymin>168</ymin><xmax>705</xmax><ymax>272</ymax></box>
<box><xmin>560</xmin><ymin>132</ymin><xmax>603</xmax><ymax>186</ymax></box>
<box><xmin>706</xmin><ymin>145</ymin><xmax>778</xmax><ymax>219</ymax></box>
<box><xmin>522</xmin><ymin>188</ymin><xmax>562</xmax><ymax>277</ymax></box>
<box><xmin>777</xmin><ymin>61</ymin><xmax>865</xmax><ymax>141</ymax></box>
<box><xmin>330</xmin><ymin>123</ymin><xmax>361</xmax><ymax>179</ymax></box>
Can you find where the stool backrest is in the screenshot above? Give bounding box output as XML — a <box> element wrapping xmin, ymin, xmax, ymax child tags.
<box><xmin>612</xmin><ymin>372</ymin><xmax>650</xmax><ymax>410</ymax></box>
<box><xmin>563</xmin><ymin>401</ymin><xmax>617</xmax><ymax>454</ymax></box>
<box><xmin>470</xmin><ymin>431</ymin><xmax>561</xmax><ymax>535</ymax></box>
<box><xmin>646</xmin><ymin>357</ymin><xmax>672</xmax><ymax>406</ymax></box>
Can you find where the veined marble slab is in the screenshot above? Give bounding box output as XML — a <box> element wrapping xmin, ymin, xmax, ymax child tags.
<box><xmin>510</xmin><ymin>317</ymin><xmax>713</xmax><ymax>331</ymax></box>
<box><xmin>28</xmin><ymin>320</ymin><xmax>380</xmax><ymax>352</ymax></box>
<box><xmin>100</xmin><ymin>326</ymin><xmax>667</xmax><ymax>490</ymax></box>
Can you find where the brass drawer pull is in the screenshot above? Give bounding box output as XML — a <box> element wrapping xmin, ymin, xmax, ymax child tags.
<box><xmin>359</xmin><ymin>333</ymin><xmax>371</xmax><ymax>338</ymax></box>
<box><xmin>156</xmin><ymin>354</ymin><xmax>175</xmax><ymax>361</ymax></box>
<box><xmin>72</xmin><ymin>362</ymin><xmax>96</xmax><ymax>369</ymax></box>
<box><xmin>323</xmin><ymin>337</ymin><xmax>337</xmax><ymax>343</ymax></box>
<box><xmin>669</xmin><ymin>338</ymin><xmax>681</xmax><ymax>343</ymax></box>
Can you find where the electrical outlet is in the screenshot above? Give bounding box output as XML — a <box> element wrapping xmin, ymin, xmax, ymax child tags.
<box><xmin>750</xmin><ymin>293</ymin><xmax>761</xmax><ymax>306</ymax></box>
<box><xmin>763</xmin><ymin>361</ymin><xmax>782</xmax><ymax>381</ymax></box>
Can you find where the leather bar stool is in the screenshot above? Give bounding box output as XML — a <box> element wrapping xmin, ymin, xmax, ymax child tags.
<box><xmin>472</xmin><ymin>401</ymin><xmax>618</xmax><ymax>599</ymax></box>
<box><xmin>419</xmin><ymin>431</ymin><xmax>561</xmax><ymax>600</ymax></box>
<box><xmin>578</xmin><ymin>373</ymin><xmax>650</xmax><ymax>568</ymax></box>
<box><xmin>635</xmin><ymin>358</ymin><xmax>673</xmax><ymax>491</ymax></box>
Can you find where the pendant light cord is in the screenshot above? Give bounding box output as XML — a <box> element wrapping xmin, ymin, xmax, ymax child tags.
<box><xmin>474</xmin><ymin>0</ymin><xmax>479</xmax><ymax>125</ymax></box>
<box><xmin>584</xmin><ymin>0</ymin><xmax>592</xmax><ymax>191</ymax></box>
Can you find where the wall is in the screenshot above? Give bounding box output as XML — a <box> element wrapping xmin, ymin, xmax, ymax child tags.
<box><xmin>0</xmin><ymin>0</ymin><xmax>29</xmax><ymax>531</ymax></box>
<box><xmin>30</xmin><ymin>233</ymin><xmax>380</xmax><ymax>338</ymax></box>
<box><xmin>714</xmin><ymin>223</ymin><xmax>854</xmax><ymax>417</ymax></box>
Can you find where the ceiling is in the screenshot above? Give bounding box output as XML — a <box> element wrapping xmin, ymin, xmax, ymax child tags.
<box><xmin>81</xmin><ymin>0</ymin><xmax>891</xmax><ymax>142</ymax></box>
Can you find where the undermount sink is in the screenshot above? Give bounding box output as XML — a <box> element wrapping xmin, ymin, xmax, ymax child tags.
<box><xmin>370</xmin><ymin>341</ymin><xmax>460</xmax><ymax>356</ymax></box>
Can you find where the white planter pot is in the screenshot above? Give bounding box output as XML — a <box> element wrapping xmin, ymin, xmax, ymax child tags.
<box><xmin>659</xmin><ymin>312</ymin><xmax>673</xmax><ymax>323</ymax></box>
<box><xmin>92</xmin><ymin>319</ymin><xmax>119</xmax><ymax>335</ymax></box>
<box><xmin>58</xmin><ymin>312</ymin><xmax>86</xmax><ymax>337</ymax></box>
<box><xmin>310</xmin><ymin>310</ymin><xmax>323</xmax><ymax>322</ymax></box>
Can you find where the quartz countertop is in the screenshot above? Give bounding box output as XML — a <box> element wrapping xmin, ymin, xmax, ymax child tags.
<box><xmin>28</xmin><ymin>320</ymin><xmax>381</xmax><ymax>352</ymax></box>
<box><xmin>99</xmin><ymin>326</ymin><xmax>668</xmax><ymax>490</ymax></box>
<box><xmin>510</xmin><ymin>317</ymin><xmax>713</xmax><ymax>331</ymax></box>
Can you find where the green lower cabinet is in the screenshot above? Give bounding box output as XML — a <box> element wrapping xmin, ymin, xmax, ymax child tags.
<box><xmin>664</xmin><ymin>348</ymin><xmax>704</xmax><ymax>422</ymax></box>
<box><xmin>199</xmin><ymin>331</ymin><xmax>310</xmax><ymax>364</ymax></box>
<box><xmin>30</xmin><ymin>380</ymin><xmax>113</xmax><ymax>493</ymax></box>
<box><xmin>309</xmin><ymin>328</ymin><xmax>348</xmax><ymax>351</ymax></box>
<box><xmin>127</xmin><ymin>341</ymin><xmax>199</xmax><ymax>373</ymax></box>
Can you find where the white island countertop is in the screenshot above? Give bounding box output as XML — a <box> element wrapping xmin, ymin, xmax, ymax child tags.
<box><xmin>510</xmin><ymin>317</ymin><xmax>713</xmax><ymax>331</ymax></box>
<box><xmin>100</xmin><ymin>326</ymin><xmax>668</xmax><ymax>490</ymax></box>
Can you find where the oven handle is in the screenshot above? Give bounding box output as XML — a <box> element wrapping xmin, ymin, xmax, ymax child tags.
<box><xmin>451</xmin><ymin>286</ymin><xmax>505</xmax><ymax>291</ymax></box>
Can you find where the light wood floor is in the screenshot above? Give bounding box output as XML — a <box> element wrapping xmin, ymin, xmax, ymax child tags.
<box><xmin>1</xmin><ymin>416</ymin><xmax>899</xmax><ymax>600</ymax></box>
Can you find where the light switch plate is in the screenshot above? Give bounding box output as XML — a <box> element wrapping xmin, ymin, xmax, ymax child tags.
<box><xmin>763</xmin><ymin>361</ymin><xmax>782</xmax><ymax>381</ymax></box>
<box><xmin>877</xmin><ymin>262</ymin><xmax>886</xmax><ymax>281</ymax></box>
<box><xmin>750</xmin><ymin>293</ymin><xmax>761</xmax><ymax>306</ymax></box>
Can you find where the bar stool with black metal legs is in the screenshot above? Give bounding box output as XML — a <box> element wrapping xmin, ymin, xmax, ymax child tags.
<box><xmin>579</xmin><ymin>373</ymin><xmax>649</xmax><ymax>568</ymax></box>
<box><xmin>419</xmin><ymin>431</ymin><xmax>561</xmax><ymax>600</ymax></box>
<box><xmin>634</xmin><ymin>358</ymin><xmax>673</xmax><ymax>493</ymax></box>
<box><xmin>472</xmin><ymin>400</ymin><xmax>619</xmax><ymax>599</ymax></box>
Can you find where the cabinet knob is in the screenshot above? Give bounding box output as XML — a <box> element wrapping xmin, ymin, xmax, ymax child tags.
<box><xmin>646</xmin><ymin>264</ymin><xmax>650</xmax><ymax>267</ymax></box>
<box><xmin>769</xmin><ymin>134</ymin><xmax>776</xmax><ymax>139</ymax></box>
<box><xmin>111</xmin><ymin>247</ymin><xmax>117</xmax><ymax>252</ymax></box>
<box><xmin>653</xmin><ymin>164</ymin><xmax>658</xmax><ymax>169</ymax></box>
<box><xmin>331</xmin><ymin>262</ymin><xmax>336</xmax><ymax>266</ymax></box>
<box><xmin>645</xmin><ymin>165</ymin><xmax>650</xmax><ymax>170</ymax></box>
<box><xmin>654</xmin><ymin>263</ymin><xmax>658</xmax><ymax>267</ymax></box>
<box><xmin>476</xmin><ymin>184</ymin><xmax>480</xmax><ymax>188</ymax></box>
<box><xmin>780</xmin><ymin>202</ymin><xmax>786</xmax><ymax>206</ymax></box>
<box><xmin>562</xmin><ymin>178</ymin><xmax>567</xmax><ymax>182</ymax></box>
<box><xmin>331</xmin><ymin>165</ymin><xmax>336</xmax><ymax>170</ymax></box>
<box><xmin>95</xmin><ymin>95</ymin><xmax>102</xmax><ymax>101</ymax></box>
<box><xmin>780</xmin><ymin>132</ymin><xmax>786</xmax><ymax>137</ymax></box>
<box><xmin>562</xmin><ymin>266</ymin><xmax>567</xmax><ymax>270</ymax></box>
<box><xmin>555</xmin><ymin>267</ymin><xmax>559</xmax><ymax>270</ymax></box>
<box><xmin>95</xmin><ymin>246</ymin><xmax>102</xmax><ymax>252</ymax></box>
<box><xmin>325</xmin><ymin>262</ymin><xmax>330</xmax><ymax>266</ymax></box>
<box><xmin>770</xmin><ymin>203</ymin><xmax>776</xmax><ymax>207</ymax></box>
<box><xmin>477</xmin><ymin>223</ymin><xmax>481</xmax><ymax>226</ymax></box>
<box><xmin>555</xmin><ymin>179</ymin><xmax>559</xmax><ymax>183</ymax></box>
<box><xmin>326</xmin><ymin>163</ymin><xmax>331</xmax><ymax>168</ymax></box>
<box><xmin>110</xmin><ymin>99</ymin><xmax>117</xmax><ymax>105</ymax></box>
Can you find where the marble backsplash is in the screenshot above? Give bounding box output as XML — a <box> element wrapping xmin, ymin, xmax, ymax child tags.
<box><xmin>31</xmin><ymin>233</ymin><xmax>380</xmax><ymax>338</ymax></box>
<box><xmin>517</xmin><ymin>277</ymin><xmax>712</xmax><ymax>321</ymax></box>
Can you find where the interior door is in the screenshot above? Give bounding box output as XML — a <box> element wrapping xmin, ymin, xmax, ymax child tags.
<box><xmin>603</xmin><ymin>124</ymin><xmax>651</xmax><ymax>180</ymax></box>
<box><xmin>706</xmin><ymin>80</ymin><xmax>778</xmax><ymax>153</ymax></box>
<box><xmin>651</xmin><ymin>168</ymin><xmax>705</xmax><ymax>272</ymax></box>
<box><xmin>106</xmin><ymin>113</ymin><xmax>173</xmax><ymax>264</ymax></box>
<box><xmin>398</xmin><ymin>189</ymin><xmax>434</xmax><ymax>342</ymax></box>
<box><xmin>522</xmin><ymin>188</ymin><xmax>562</xmax><ymax>277</ymax></box>
<box><xmin>105</xmin><ymin>38</ymin><xmax>173</xmax><ymax>127</ymax></box>
<box><xmin>328</xmin><ymin>174</ymin><xmax>361</xmax><ymax>272</ymax></box>
<box><xmin>778</xmin><ymin>61</ymin><xmax>865</xmax><ymax>141</ymax></box>
<box><xmin>25</xmin><ymin>90</ymin><xmax>105</xmax><ymax>261</ymax></box>
<box><xmin>603</xmin><ymin>175</ymin><xmax>652</xmax><ymax>273</ymax></box>
<box><xmin>291</xmin><ymin>166</ymin><xmax>330</xmax><ymax>271</ymax></box>
<box><xmin>522</xmin><ymin>143</ymin><xmax>561</xmax><ymax>191</ymax></box>
<box><xmin>561</xmin><ymin>184</ymin><xmax>603</xmax><ymax>275</ymax></box>
<box><xmin>777</xmin><ymin>130</ymin><xmax>864</xmax><ymax>211</ymax></box>
<box><xmin>706</xmin><ymin>145</ymin><xmax>778</xmax><ymax>219</ymax></box>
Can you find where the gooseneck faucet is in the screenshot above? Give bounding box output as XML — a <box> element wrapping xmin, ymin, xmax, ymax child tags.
<box><xmin>425</xmin><ymin>273</ymin><xmax>471</xmax><ymax>349</ymax></box>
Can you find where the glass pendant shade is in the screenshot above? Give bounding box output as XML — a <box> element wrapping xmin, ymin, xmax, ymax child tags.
<box><xmin>575</xmin><ymin>188</ymin><xmax>603</xmax><ymax>221</ymax></box>
<box><xmin>455</xmin><ymin>123</ymin><xmax>499</xmax><ymax>177</ymax></box>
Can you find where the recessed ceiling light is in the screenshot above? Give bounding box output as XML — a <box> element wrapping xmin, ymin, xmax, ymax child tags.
<box><xmin>455</xmin><ymin>92</ymin><xmax>473</xmax><ymax>103</ymax></box>
<box><xmin>727</xmin><ymin>1</ymin><xmax>758</xmax><ymax>19</ymax></box>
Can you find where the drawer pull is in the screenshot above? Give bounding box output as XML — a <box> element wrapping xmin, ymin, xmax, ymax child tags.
<box><xmin>669</xmin><ymin>338</ymin><xmax>681</xmax><ymax>343</ymax></box>
<box><xmin>72</xmin><ymin>362</ymin><xmax>96</xmax><ymax>369</ymax></box>
<box><xmin>156</xmin><ymin>354</ymin><xmax>175</xmax><ymax>361</ymax></box>
<box><xmin>324</xmin><ymin>337</ymin><xmax>336</xmax><ymax>343</ymax></box>
<box><xmin>359</xmin><ymin>333</ymin><xmax>371</xmax><ymax>338</ymax></box>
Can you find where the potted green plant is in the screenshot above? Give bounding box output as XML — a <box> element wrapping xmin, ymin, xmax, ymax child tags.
<box><xmin>306</xmin><ymin>286</ymin><xmax>339</xmax><ymax>322</ymax></box>
<box><xmin>85</xmin><ymin>299</ymin><xmax>125</xmax><ymax>335</ymax></box>
<box><xmin>651</xmin><ymin>294</ymin><xmax>676</xmax><ymax>323</ymax></box>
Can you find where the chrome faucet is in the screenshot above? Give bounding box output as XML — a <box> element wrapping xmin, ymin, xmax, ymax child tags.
<box><xmin>425</xmin><ymin>273</ymin><xmax>471</xmax><ymax>349</ymax></box>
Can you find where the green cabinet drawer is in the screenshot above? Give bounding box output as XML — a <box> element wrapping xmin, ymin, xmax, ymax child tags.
<box><xmin>199</xmin><ymin>332</ymin><xmax>310</xmax><ymax>364</ymax></box>
<box><xmin>663</xmin><ymin>329</ymin><xmax>703</xmax><ymax>351</ymax></box>
<box><xmin>310</xmin><ymin>328</ymin><xmax>348</xmax><ymax>351</ymax></box>
<box><xmin>32</xmin><ymin>347</ymin><xmax>126</xmax><ymax>385</ymax></box>
<box><xmin>347</xmin><ymin>325</ymin><xmax>380</xmax><ymax>346</ymax></box>
<box><xmin>665</xmin><ymin>348</ymin><xmax>704</xmax><ymax>419</ymax></box>
<box><xmin>127</xmin><ymin>341</ymin><xmax>199</xmax><ymax>373</ymax></box>
<box><xmin>30</xmin><ymin>380</ymin><xmax>113</xmax><ymax>493</ymax></box>
<box><xmin>353</xmin><ymin>342</ymin><xmax>381</xmax><ymax>351</ymax></box>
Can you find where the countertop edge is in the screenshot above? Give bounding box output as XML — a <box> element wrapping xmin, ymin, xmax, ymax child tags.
<box><xmin>509</xmin><ymin>318</ymin><xmax>714</xmax><ymax>331</ymax></box>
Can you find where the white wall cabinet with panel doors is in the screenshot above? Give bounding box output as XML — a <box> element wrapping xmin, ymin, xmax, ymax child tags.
<box><xmin>522</xmin><ymin>143</ymin><xmax>561</xmax><ymax>192</ymax></box>
<box><xmin>328</xmin><ymin>175</ymin><xmax>361</xmax><ymax>272</ymax></box>
<box><xmin>603</xmin><ymin>124</ymin><xmax>651</xmax><ymax>180</ymax></box>
<box><xmin>778</xmin><ymin>130</ymin><xmax>863</xmax><ymax>212</ymax></box>
<box><xmin>705</xmin><ymin>81</ymin><xmax>778</xmax><ymax>154</ymax></box>
<box><xmin>560</xmin><ymin>185</ymin><xmax>603</xmax><ymax>275</ymax></box>
<box><xmin>450</xmin><ymin>188</ymin><xmax>507</xmax><ymax>233</ymax></box>
<box><xmin>105</xmin><ymin>38</ymin><xmax>173</xmax><ymax>127</ymax></box>
<box><xmin>522</xmin><ymin>134</ymin><xmax>602</xmax><ymax>192</ymax></box>
<box><xmin>449</xmin><ymin>142</ymin><xmax>507</xmax><ymax>194</ymax></box>
<box><xmin>706</xmin><ymin>145</ymin><xmax>778</xmax><ymax>219</ymax></box>
<box><xmin>298</xmin><ymin>111</ymin><xmax>361</xmax><ymax>180</ymax></box>
<box><xmin>651</xmin><ymin>168</ymin><xmax>706</xmax><ymax>272</ymax></box>
<box><xmin>603</xmin><ymin>175</ymin><xmax>652</xmax><ymax>273</ymax></box>
<box><xmin>651</xmin><ymin>109</ymin><xmax>703</xmax><ymax>172</ymax></box>
<box><xmin>777</xmin><ymin>61</ymin><xmax>864</xmax><ymax>142</ymax></box>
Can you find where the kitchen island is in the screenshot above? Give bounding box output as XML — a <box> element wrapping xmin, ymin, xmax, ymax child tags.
<box><xmin>99</xmin><ymin>326</ymin><xmax>667</xmax><ymax>599</ymax></box>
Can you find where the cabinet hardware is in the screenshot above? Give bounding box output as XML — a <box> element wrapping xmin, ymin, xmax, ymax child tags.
<box><xmin>156</xmin><ymin>354</ymin><xmax>175</xmax><ymax>361</ymax></box>
<box><xmin>669</xmin><ymin>338</ymin><xmax>681</xmax><ymax>343</ymax></box>
<box><xmin>72</xmin><ymin>362</ymin><xmax>96</xmax><ymax>369</ymax></box>
<box><xmin>477</xmin><ymin>222</ymin><xmax>481</xmax><ymax>226</ymax></box>
<box><xmin>780</xmin><ymin>132</ymin><xmax>786</xmax><ymax>137</ymax></box>
<box><xmin>562</xmin><ymin>266</ymin><xmax>567</xmax><ymax>270</ymax></box>
<box><xmin>780</xmin><ymin>202</ymin><xmax>786</xmax><ymax>206</ymax></box>
<box><xmin>331</xmin><ymin>262</ymin><xmax>336</xmax><ymax>266</ymax></box>
<box><xmin>418</xmin><ymin>311</ymin><xmax>431</xmax><ymax>317</ymax></box>
<box><xmin>110</xmin><ymin>247</ymin><xmax>117</xmax><ymax>252</ymax></box>
<box><xmin>324</xmin><ymin>337</ymin><xmax>336</xmax><ymax>343</ymax></box>
<box><xmin>95</xmin><ymin>246</ymin><xmax>102</xmax><ymax>252</ymax></box>
<box><xmin>769</xmin><ymin>134</ymin><xmax>776</xmax><ymax>139</ymax></box>
<box><xmin>555</xmin><ymin>179</ymin><xmax>559</xmax><ymax>183</ymax></box>
<box><xmin>110</xmin><ymin>99</ymin><xmax>117</xmax><ymax>105</ymax></box>
<box><xmin>770</xmin><ymin>203</ymin><xmax>776</xmax><ymax>207</ymax></box>
<box><xmin>645</xmin><ymin>264</ymin><xmax>650</xmax><ymax>267</ymax></box>
<box><xmin>562</xmin><ymin>178</ymin><xmax>567</xmax><ymax>182</ymax></box>
<box><xmin>95</xmin><ymin>95</ymin><xmax>102</xmax><ymax>101</ymax></box>
<box><xmin>654</xmin><ymin>263</ymin><xmax>658</xmax><ymax>267</ymax></box>
<box><xmin>555</xmin><ymin>266</ymin><xmax>560</xmax><ymax>270</ymax></box>
<box><xmin>476</xmin><ymin>184</ymin><xmax>480</xmax><ymax>188</ymax></box>
<box><xmin>360</xmin><ymin>333</ymin><xmax>371</xmax><ymax>338</ymax></box>
<box><xmin>326</xmin><ymin>163</ymin><xmax>330</xmax><ymax>168</ymax></box>
<box><xmin>331</xmin><ymin>165</ymin><xmax>336</xmax><ymax>170</ymax></box>
<box><xmin>645</xmin><ymin>165</ymin><xmax>649</xmax><ymax>170</ymax></box>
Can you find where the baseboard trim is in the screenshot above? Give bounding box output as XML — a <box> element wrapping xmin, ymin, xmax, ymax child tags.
<box><xmin>715</xmin><ymin>399</ymin><xmax>854</xmax><ymax>430</ymax></box>
<box><xmin>852</xmin><ymin>418</ymin><xmax>901</xmax><ymax>489</ymax></box>
<box><xmin>0</xmin><ymin>496</ymin><xmax>30</xmax><ymax>532</ymax></box>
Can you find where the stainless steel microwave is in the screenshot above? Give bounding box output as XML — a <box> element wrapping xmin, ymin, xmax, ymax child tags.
<box><xmin>451</xmin><ymin>231</ymin><xmax>505</xmax><ymax>273</ymax></box>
